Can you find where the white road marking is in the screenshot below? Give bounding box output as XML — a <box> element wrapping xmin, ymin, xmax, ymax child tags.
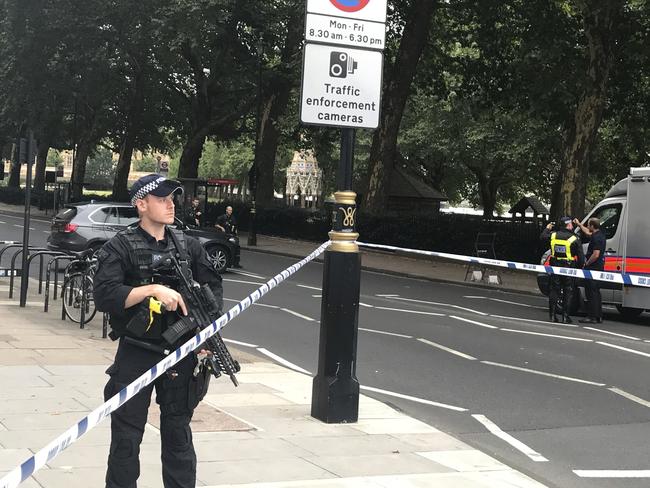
<box><xmin>297</xmin><ymin>284</ymin><xmax>321</xmax><ymax>291</ymax></box>
<box><xmin>222</xmin><ymin>338</ymin><xmax>259</xmax><ymax>348</ymax></box>
<box><xmin>311</xmin><ymin>294</ymin><xmax>322</xmax><ymax>298</ymax></box>
<box><xmin>0</xmin><ymin>221</ymin><xmax>6</xmax><ymax>224</ymax></box>
<box><xmin>230</xmin><ymin>270</ymin><xmax>266</xmax><ymax>279</ymax></box>
<box><xmin>254</xmin><ymin>303</ymin><xmax>280</xmax><ymax>309</ymax></box>
<box><xmin>574</xmin><ymin>470</ymin><xmax>650</xmax><ymax>478</ymax></box>
<box><xmin>280</xmin><ymin>308</ymin><xmax>315</xmax><ymax>322</ymax></box>
<box><xmin>359</xmin><ymin>302</ymin><xmax>374</xmax><ymax>308</ymax></box>
<box><xmin>464</xmin><ymin>296</ymin><xmax>546</xmax><ymax>310</ymax></box>
<box><xmin>224</xmin><ymin>278</ymin><xmax>265</xmax><ymax>286</ymax></box>
<box><xmin>463</xmin><ymin>295</ymin><xmax>485</xmax><ymax>299</ymax></box>
<box><xmin>499</xmin><ymin>328</ymin><xmax>593</xmax><ymax>342</ymax></box>
<box><xmin>481</xmin><ymin>361</ymin><xmax>605</xmax><ymax>386</ymax></box>
<box><xmin>609</xmin><ymin>388</ymin><xmax>650</xmax><ymax>409</ymax></box>
<box><xmin>583</xmin><ymin>327</ymin><xmax>641</xmax><ymax>341</ymax></box>
<box><xmin>472</xmin><ymin>414</ymin><xmax>548</xmax><ymax>462</ymax></box>
<box><xmin>361</xmin><ymin>385</ymin><xmax>467</xmax><ymax>412</ymax></box>
<box><xmin>490</xmin><ymin>314</ymin><xmax>578</xmax><ymax>327</ymax></box>
<box><xmin>256</xmin><ymin>348</ymin><xmax>311</xmax><ymax>375</ymax></box>
<box><xmin>375</xmin><ymin>306</ymin><xmax>445</xmax><ymax>316</ymax></box>
<box><xmin>417</xmin><ymin>338</ymin><xmax>477</xmax><ymax>360</ymax></box>
<box><xmin>450</xmin><ymin>315</ymin><xmax>498</xmax><ymax>329</ymax></box>
<box><xmin>359</xmin><ymin>327</ymin><xmax>412</xmax><ymax>339</ymax></box>
<box><xmin>376</xmin><ymin>293</ymin><xmax>399</xmax><ymax>297</ymax></box>
<box><xmin>0</xmin><ymin>213</ymin><xmax>50</xmax><ymax>223</ymax></box>
<box><xmin>385</xmin><ymin>296</ymin><xmax>489</xmax><ymax>316</ymax></box>
<box><xmin>596</xmin><ymin>341</ymin><xmax>650</xmax><ymax>358</ymax></box>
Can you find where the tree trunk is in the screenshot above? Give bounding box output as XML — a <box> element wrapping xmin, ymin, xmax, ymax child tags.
<box><xmin>255</xmin><ymin>83</ymin><xmax>293</xmax><ymax>206</ymax></box>
<box><xmin>112</xmin><ymin>137</ymin><xmax>135</xmax><ymax>202</ymax></box>
<box><xmin>32</xmin><ymin>138</ymin><xmax>50</xmax><ymax>194</ymax></box>
<box><xmin>476</xmin><ymin>173</ymin><xmax>498</xmax><ymax>219</ymax></box>
<box><xmin>71</xmin><ymin>141</ymin><xmax>92</xmax><ymax>201</ymax></box>
<box><xmin>556</xmin><ymin>0</ymin><xmax>622</xmax><ymax>218</ymax></box>
<box><xmin>364</xmin><ymin>0</ymin><xmax>437</xmax><ymax>214</ymax></box>
<box><xmin>112</xmin><ymin>71</ymin><xmax>145</xmax><ymax>202</ymax></box>
<box><xmin>178</xmin><ymin>130</ymin><xmax>209</xmax><ymax>179</ymax></box>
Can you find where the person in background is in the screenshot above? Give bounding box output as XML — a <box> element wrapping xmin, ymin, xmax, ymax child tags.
<box><xmin>540</xmin><ymin>216</ymin><xmax>585</xmax><ymax>323</ymax></box>
<box><xmin>574</xmin><ymin>217</ymin><xmax>605</xmax><ymax>323</ymax></box>
<box><xmin>215</xmin><ymin>205</ymin><xmax>237</xmax><ymax>235</ymax></box>
<box><xmin>184</xmin><ymin>197</ymin><xmax>202</xmax><ymax>227</ymax></box>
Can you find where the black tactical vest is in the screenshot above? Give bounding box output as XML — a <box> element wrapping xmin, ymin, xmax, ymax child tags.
<box><xmin>109</xmin><ymin>225</ymin><xmax>190</xmax><ymax>341</ymax></box>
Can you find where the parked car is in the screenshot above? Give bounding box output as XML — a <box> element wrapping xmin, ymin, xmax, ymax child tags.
<box><xmin>46</xmin><ymin>202</ymin><xmax>240</xmax><ymax>273</ymax></box>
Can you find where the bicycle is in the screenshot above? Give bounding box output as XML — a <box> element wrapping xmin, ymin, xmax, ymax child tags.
<box><xmin>61</xmin><ymin>248</ymin><xmax>98</xmax><ymax>324</ymax></box>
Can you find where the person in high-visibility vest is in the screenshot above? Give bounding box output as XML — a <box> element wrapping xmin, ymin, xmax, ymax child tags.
<box><xmin>540</xmin><ymin>216</ymin><xmax>585</xmax><ymax>323</ymax></box>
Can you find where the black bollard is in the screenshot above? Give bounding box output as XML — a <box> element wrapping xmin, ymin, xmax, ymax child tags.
<box><xmin>311</xmin><ymin>126</ymin><xmax>361</xmax><ymax>423</ymax></box>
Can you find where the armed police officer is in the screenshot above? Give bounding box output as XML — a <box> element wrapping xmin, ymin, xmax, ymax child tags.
<box><xmin>540</xmin><ymin>216</ymin><xmax>585</xmax><ymax>323</ymax></box>
<box><xmin>94</xmin><ymin>174</ymin><xmax>223</xmax><ymax>488</ymax></box>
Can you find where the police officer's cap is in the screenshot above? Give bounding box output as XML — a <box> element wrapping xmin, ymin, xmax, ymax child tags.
<box><xmin>130</xmin><ymin>174</ymin><xmax>183</xmax><ymax>206</ymax></box>
<box><xmin>557</xmin><ymin>215</ymin><xmax>572</xmax><ymax>226</ymax></box>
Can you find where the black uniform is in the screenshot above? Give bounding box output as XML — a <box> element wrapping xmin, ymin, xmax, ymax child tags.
<box><xmin>584</xmin><ymin>229</ymin><xmax>606</xmax><ymax>321</ymax></box>
<box><xmin>216</xmin><ymin>212</ymin><xmax>237</xmax><ymax>235</ymax></box>
<box><xmin>540</xmin><ymin>227</ymin><xmax>584</xmax><ymax>322</ymax></box>
<box><xmin>94</xmin><ymin>225</ymin><xmax>222</xmax><ymax>488</ymax></box>
<box><xmin>184</xmin><ymin>205</ymin><xmax>202</xmax><ymax>228</ymax></box>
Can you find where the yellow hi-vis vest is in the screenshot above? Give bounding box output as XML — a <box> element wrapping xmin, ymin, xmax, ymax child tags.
<box><xmin>550</xmin><ymin>232</ymin><xmax>578</xmax><ymax>261</ymax></box>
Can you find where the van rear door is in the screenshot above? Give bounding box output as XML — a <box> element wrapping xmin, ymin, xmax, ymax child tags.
<box><xmin>621</xmin><ymin>169</ymin><xmax>650</xmax><ymax>309</ymax></box>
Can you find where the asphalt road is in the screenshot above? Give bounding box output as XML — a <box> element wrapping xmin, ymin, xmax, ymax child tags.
<box><xmin>4</xmin><ymin>210</ymin><xmax>650</xmax><ymax>488</ymax></box>
<box><xmin>219</xmin><ymin>249</ymin><xmax>650</xmax><ymax>488</ymax></box>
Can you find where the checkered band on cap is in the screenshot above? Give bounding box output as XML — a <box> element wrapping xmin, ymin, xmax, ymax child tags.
<box><xmin>131</xmin><ymin>176</ymin><xmax>166</xmax><ymax>206</ymax></box>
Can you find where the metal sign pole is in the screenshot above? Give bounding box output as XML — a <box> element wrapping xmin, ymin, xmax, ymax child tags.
<box><xmin>20</xmin><ymin>130</ymin><xmax>36</xmax><ymax>307</ymax></box>
<box><xmin>311</xmin><ymin>127</ymin><xmax>361</xmax><ymax>423</ymax></box>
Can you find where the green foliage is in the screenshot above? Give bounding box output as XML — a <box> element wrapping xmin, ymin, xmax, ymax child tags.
<box><xmin>134</xmin><ymin>155</ymin><xmax>158</xmax><ymax>173</ymax></box>
<box><xmin>46</xmin><ymin>149</ymin><xmax>63</xmax><ymax>168</ymax></box>
<box><xmin>85</xmin><ymin>148</ymin><xmax>115</xmax><ymax>187</ymax></box>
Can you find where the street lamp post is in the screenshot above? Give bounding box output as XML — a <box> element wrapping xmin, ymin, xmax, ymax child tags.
<box><xmin>311</xmin><ymin>128</ymin><xmax>360</xmax><ymax>423</ymax></box>
<box><xmin>248</xmin><ymin>35</ymin><xmax>263</xmax><ymax>247</ymax></box>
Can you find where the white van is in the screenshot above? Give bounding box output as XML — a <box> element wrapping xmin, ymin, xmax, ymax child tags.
<box><xmin>539</xmin><ymin>167</ymin><xmax>649</xmax><ymax>318</ymax></box>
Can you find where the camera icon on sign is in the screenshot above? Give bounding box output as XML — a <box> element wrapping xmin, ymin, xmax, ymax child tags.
<box><xmin>329</xmin><ymin>51</ymin><xmax>358</xmax><ymax>78</ymax></box>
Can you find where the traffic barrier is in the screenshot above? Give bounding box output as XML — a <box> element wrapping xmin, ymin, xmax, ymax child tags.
<box><xmin>357</xmin><ymin>242</ymin><xmax>650</xmax><ymax>288</ymax></box>
<box><xmin>0</xmin><ymin>241</ymin><xmax>329</xmax><ymax>488</ymax></box>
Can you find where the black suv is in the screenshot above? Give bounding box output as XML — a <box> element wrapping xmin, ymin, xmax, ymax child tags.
<box><xmin>46</xmin><ymin>202</ymin><xmax>240</xmax><ymax>272</ymax></box>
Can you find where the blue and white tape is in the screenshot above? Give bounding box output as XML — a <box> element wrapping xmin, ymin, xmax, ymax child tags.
<box><xmin>357</xmin><ymin>242</ymin><xmax>650</xmax><ymax>288</ymax></box>
<box><xmin>0</xmin><ymin>241</ymin><xmax>330</xmax><ymax>488</ymax></box>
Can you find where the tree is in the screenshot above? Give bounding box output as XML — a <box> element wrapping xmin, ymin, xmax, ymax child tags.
<box><xmin>555</xmin><ymin>0</ymin><xmax>626</xmax><ymax>218</ymax></box>
<box><xmin>364</xmin><ymin>0</ymin><xmax>438</xmax><ymax>213</ymax></box>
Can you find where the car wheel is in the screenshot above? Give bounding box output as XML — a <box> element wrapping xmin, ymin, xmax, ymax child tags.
<box><xmin>615</xmin><ymin>305</ymin><xmax>644</xmax><ymax>319</ymax></box>
<box><xmin>207</xmin><ymin>245</ymin><xmax>230</xmax><ymax>273</ymax></box>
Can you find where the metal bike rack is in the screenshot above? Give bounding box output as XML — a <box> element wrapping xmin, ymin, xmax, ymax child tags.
<box><xmin>44</xmin><ymin>255</ymin><xmax>75</xmax><ymax>312</ymax></box>
<box><xmin>21</xmin><ymin>251</ymin><xmax>68</xmax><ymax>308</ymax></box>
<box><xmin>0</xmin><ymin>243</ymin><xmax>23</xmax><ymax>277</ymax></box>
<box><xmin>8</xmin><ymin>247</ymin><xmax>48</xmax><ymax>299</ymax></box>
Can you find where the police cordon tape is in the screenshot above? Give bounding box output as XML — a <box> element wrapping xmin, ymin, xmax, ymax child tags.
<box><xmin>0</xmin><ymin>241</ymin><xmax>330</xmax><ymax>488</ymax></box>
<box><xmin>357</xmin><ymin>242</ymin><xmax>650</xmax><ymax>288</ymax></box>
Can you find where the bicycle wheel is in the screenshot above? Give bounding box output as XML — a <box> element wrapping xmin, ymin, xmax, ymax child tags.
<box><xmin>62</xmin><ymin>273</ymin><xmax>97</xmax><ymax>323</ymax></box>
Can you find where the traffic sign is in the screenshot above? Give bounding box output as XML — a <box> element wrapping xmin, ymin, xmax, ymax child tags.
<box><xmin>305</xmin><ymin>13</ymin><xmax>386</xmax><ymax>50</ymax></box>
<box><xmin>300</xmin><ymin>43</ymin><xmax>383</xmax><ymax>129</ymax></box>
<box><xmin>307</xmin><ymin>0</ymin><xmax>388</xmax><ymax>24</ymax></box>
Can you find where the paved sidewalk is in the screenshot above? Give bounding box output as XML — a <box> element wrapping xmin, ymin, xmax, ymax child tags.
<box><xmin>237</xmin><ymin>232</ymin><xmax>540</xmax><ymax>296</ymax></box>
<box><xmin>0</xmin><ymin>279</ymin><xmax>547</xmax><ymax>488</ymax></box>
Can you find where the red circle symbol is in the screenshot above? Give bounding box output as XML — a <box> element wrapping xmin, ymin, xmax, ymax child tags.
<box><xmin>330</xmin><ymin>0</ymin><xmax>370</xmax><ymax>12</ymax></box>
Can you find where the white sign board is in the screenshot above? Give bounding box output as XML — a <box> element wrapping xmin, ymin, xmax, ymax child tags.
<box><xmin>300</xmin><ymin>43</ymin><xmax>383</xmax><ymax>129</ymax></box>
<box><xmin>307</xmin><ymin>0</ymin><xmax>388</xmax><ymax>24</ymax></box>
<box><xmin>306</xmin><ymin>13</ymin><xmax>386</xmax><ymax>50</ymax></box>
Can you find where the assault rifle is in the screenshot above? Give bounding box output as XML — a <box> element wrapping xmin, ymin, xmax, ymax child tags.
<box><xmin>156</xmin><ymin>252</ymin><xmax>241</xmax><ymax>386</ymax></box>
